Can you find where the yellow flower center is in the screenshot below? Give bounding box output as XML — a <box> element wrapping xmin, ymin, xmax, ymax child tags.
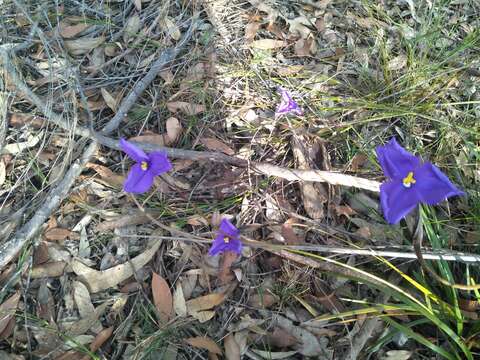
<box><xmin>223</xmin><ymin>236</ymin><xmax>230</xmax><ymax>244</ymax></box>
<box><xmin>140</xmin><ymin>161</ymin><xmax>149</xmax><ymax>171</ymax></box>
<box><xmin>402</xmin><ymin>171</ymin><xmax>416</xmax><ymax>188</ymax></box>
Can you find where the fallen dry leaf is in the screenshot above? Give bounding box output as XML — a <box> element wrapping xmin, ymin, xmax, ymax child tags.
<box><xmin>33</xmin><ymin>241</ymin><xmax>50</xmax><ymax>265</ymax></box>
<box><xmin>59</xmin><ymin>22</ymin><xmax>90</xmax><ymax>38</ymax></box>
<box><xmin>288</xmin><ymin>16</ymin><xmax>313</xmax><ymax>39</ymax></box>
<box><xmin>267</xmin><ymin>327</ymin><xmax>298</xmax><ymax>348</ymax></box>
<box><xmin>291</xmin><ymin>135</ymin><xmax>329</xmax><ymax>219</ymax></box>
<box><xmin>248</xmin><ymin>293</ymin><xmax>278</xmax><ymax>309</ymax></box>
<box><xmin>86</xmin><ymin>163</ymin><xmax>125</xmax><ymax>188</ymax></box>
<box><xmin>160</xmin><ymin>17</ymin><xmax>181</xmax><ymax>41</ymax></box>
<box><xmin>95</xmin><ymin>211</ymin><xmax>155</xmax><ymax>232</ymax></box>
<box><xmin>65</xmin><ymin>36</ymin><xmax>105</xmax><ymax>55</ymax></box>
<box><xmin>100</xmin><ymin>88</ymin><xmax>118</xmax><ymax>112</ymax></box>
<box><xmin>123</xmin><ymin>14</ymin><xmax>141</xmax><ymax>43</ymax></box>
<box><xmin>44</xmin><ymin>228</ymin><xmax>74</xmax><ymax>241</ymax></box>
<box><xmin>250</xmin><ymin>39</ymin><xmax>285</xmax><ymax>50</ymax></box>
<box><xmin>173</xmin><ymin>282</ymin><xmax>187</xmax><ymax>317</ymax></box>
<box><xmin>224</xmin><ymin>333</ymin><xmax>241</xmax><ymax>360</ymax></box>
<box><xmin>167</xmin><ymin>101</ymin><xmax>205</xmax><ymax>115</ymax></box>
<box><xmin>129</xmin><ymin>134</ymin><xmax>165</xmax><ymax>147</ymax></box>
<box><xmin>191</xmin><ymin>310</ymin><xmax>215</xmax><ymax>323</ymax></box>
<box><xmin>200</xmin><ymin>137</ymin><xmax>235</xmax><ymax>155</ymax></box>
<box><xmin>251</xmin><ymin>349</ymin><xmax>298</xmax><ymax>359</ymax></box>
<box><xmin>166</xmin><ymin>117</ymin><xmax>182</xmax><ymax>144</ymax></box>
<box><xmin>281</xmin><ymin>218</ymin><xmax>303</xmax><ymax>245</ymax></box>
<box><xmin>3</xmin><ymin>131</ymin><xmax>43</xmax><ymax>155</ymax></box>
<box><xmin>31</xmin><ymin>261</ymin><xmax>68</xmax><ymax>278</ymax></box>
<box><xmin>185</xmin><ymin>336</ymin><xmax>222</xmax><ymax>355</ymax></box>
<box><xmin>9</xmin><ymin>113</ymin><xmax>45</xmax><ymax>128</ymax></box>
<box><xmin>0</xmin><ymin>292</ymin><xmax>20</xmax><ymax>335</ymax></box>
<box><xmin>71</xmin><ymin>240</ymin><xmax>162</xmax><ymax>293</ymax></box>
<box><xmin>62</xmin><ymin>302</ymin><xmax>109</xmax><ymax>336</ymax></box>
<box><xmin>186</xmin><ymin>292</ymin><xmax>226</xmax><ymax>313</ymax></box>
<box><xmin>152</xmin><ymin>273</ymin><xmax>173</xmax><ymax>322</ymax></box>
<box><xmin>80</xmin><ymin>326</ymin><xmax>114</xmax><ymax>360</ymax></box>
<box><xmin>245</xmin><ymin>22</ymin><xmax>261</xmax><ymax>42</ymax></box>
<box><xmin>0</xmin><ymin>317</ymin><xmax>15</xmax><ymax>341</ymax></box>
<box><xmin>334</xmin><ymin>205</ymin><xmax>356</xmax><ymax>218</ymax></box>
<box><xmin>218</xmin><ymin>252</ymin><xmax>238</xmax><ymax>284</ymax></box>
<box><xmin>160</xmin><ymin>69</ymin><xmax>175</xmax><ymax>84</ymax></box>
<box><xmin>74</xmin><ymin>281</ymin><xmax>102</xmax><ymax>333</ymax></box>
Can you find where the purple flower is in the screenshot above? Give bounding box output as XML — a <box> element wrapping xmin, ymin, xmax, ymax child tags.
<box><xmin>208</xmin><ymin>218</ymin><xmax>242</xmax><ymax>256</ymax></box>
<box><xmin>119</xmin><ymin>138</ymin><xmax>172</xmax><ymax>193</ymax></box>
<box><xmin>275</xmin><ymin>88</ymin><xmax>303</xmax><ymax>117</ymax></box>
<box><xmin>376</xmin><ymin>138</ymin><xmax>464</xmax><ymax>224</ymax></box>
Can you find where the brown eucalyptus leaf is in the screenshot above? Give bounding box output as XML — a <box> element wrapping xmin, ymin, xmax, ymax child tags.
<box><xmin>224</xmin><ymin>333</ymin><xmax>240</xmax><ymax>360</ymax></box>
<box><xmin>186</xmin><ymin>292</ymin><xmax>226</xmax><ymax>313</ymax></box>
<box><xmin>152</xmin><ymin>273</ymin><xmax>173</xmax><ymax>322</ymax></box>
<box><xmin>185</xmin><ymin>336</ymin><xmax>222</xmax><ymax>355</ymax></box>
<box><xmin>59</xmin><ymin>22</ymin><xmax>90</xmax><ymax>38</ymax></box>
<box><xmin>200</xmin><ymin>137</ymin><xmax>234</xmax><ymax>155</ymax></box>
<box><xmin>0</xmin><ymin>292</ymin><xmax>20</xmax><ymax>334</ymax></box>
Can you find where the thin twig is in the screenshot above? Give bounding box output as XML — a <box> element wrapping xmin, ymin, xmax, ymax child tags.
<box><xmin>0</xmin><ymin>21</ymin><xmax>196</xmax><ymax>270</ymax></box>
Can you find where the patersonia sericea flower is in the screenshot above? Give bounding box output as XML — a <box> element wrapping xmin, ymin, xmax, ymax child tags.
<box><xmin>120</xmin><ymin>138</ymin><xmax>172</xmax><ymax>194</ymax></box>
<box><xmin>208</xmin><ymin>218</ymin><xmax>242</xmax><ymax>256</ymax></box>
<box><xmin>376</xmin><ymin>138</ymin><xmax>464</xmax><ymax>224</ymax></box>
<box><xmin>275</xmin><ymin>88</ymin><xmax>303</xmax><ymax>117</ymax></box>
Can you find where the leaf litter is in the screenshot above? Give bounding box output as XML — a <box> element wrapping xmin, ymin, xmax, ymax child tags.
<box><xmin>0</xmin><ymin>0</ymin><xmax>478</xmax><ymax>358</ymax></box>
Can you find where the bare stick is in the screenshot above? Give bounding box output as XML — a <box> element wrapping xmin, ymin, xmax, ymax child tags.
<box><xmin>0</xmin><ymin>22</ymin><xmax>195</xmax><ymax>270</ymax></box>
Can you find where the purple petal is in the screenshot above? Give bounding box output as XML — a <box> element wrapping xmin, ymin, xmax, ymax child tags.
<box><xmin>148</xmin><ymin>152</ymin><xmax>173</xmax><ymax>176</ymax></box>
<box><xmin>228</xmin><ymin>238</ymin><xmax>243</xmax><ymax>254</ymax></box>
<box><xmin>219</xmin><ymin>218</ymin><xmax>240</xmax><ymax>238</ymax></box>
<box><xmin>275</xmin><ymin>89</ymin><xmax>303</xmax><ymax>116</ymax></box>
<box><xmin>380</xmin><ymin>179</ymin><xmax>422</xmax><ymax>224</ymax></box>
<box><xmin>208</xmin><ymin>234</ymin><xmax>242</xmax><ymax>256</ymax></box>
<box><xmin>120</xmin><ymin>138</ymin><xmax>148</xmax><ymax>163</ymax></box>
<box><xmin>208</xmin><ymin>234</ymin><xmax>230</xmax><ymax>256</ymax></box>
<box><xmin>376</xmin><ymin>138</ymin><xmax>421</xmax><ymax>180</ymax></box>
<box><xmin>123</xmin><ymin>163</ymin><xmax>155</xmax><ymax>193</ymax></box>
<box><xmin>414</xmin><ymin>162</ymin><xmax>465</xmax><ymax>205</ymax></box>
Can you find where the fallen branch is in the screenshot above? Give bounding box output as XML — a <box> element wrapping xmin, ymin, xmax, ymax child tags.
<box><xmin>0</xmin><ymin>21</ymin><xmax>196</xmax><ymax>270</ymax></box>
<box><xmin>95</xmin><ymin>133</ymin><xmax>381</xmax><ymax>192</ymax></box>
